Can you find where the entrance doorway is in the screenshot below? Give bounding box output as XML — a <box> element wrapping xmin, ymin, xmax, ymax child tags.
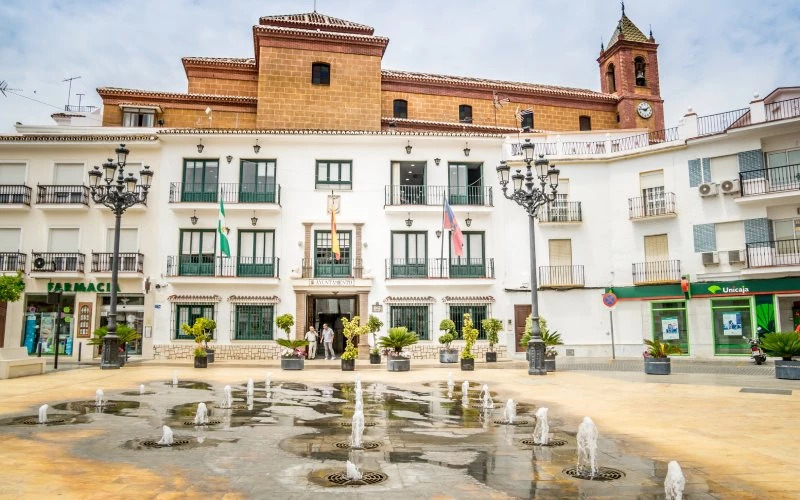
<box><xmin>514</xmin><ymin>304</ymin><xmax>531</xmax><ymax>352</ymax></box>
<box><xmin>309</xmin><ymin>296</ymin><xmax>357</xmax><ymax>356</ymax></box>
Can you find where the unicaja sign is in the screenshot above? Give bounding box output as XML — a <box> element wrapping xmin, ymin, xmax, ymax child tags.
<box><xmin>707</xmin><ymin>285</ymin><xmax>749</xmax><ymax>294</ymax></box>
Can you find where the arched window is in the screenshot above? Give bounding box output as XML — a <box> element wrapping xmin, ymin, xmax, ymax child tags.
<box><xmin>606</xmin><ymin>64</ymin><xmax>616</xmax><ymax>93</ymax></box>
<box><xmin>634</xmin><ymin>57</ymin><xmax>646</xmax><ymax>87</ymax></box>
<box><xmin>393</xmin><ymin>99</ymin><xmax>408</xmax><ymax>119</ymax></box>
<box><xmin>459</xmin><ymin>104</ymin><xmax>473</xmax><ymax>123</ymax></box>
<box><xmin>311</xmin><ymin>62</ymin><xmax>330</xmax><ymax>85</ymax></box>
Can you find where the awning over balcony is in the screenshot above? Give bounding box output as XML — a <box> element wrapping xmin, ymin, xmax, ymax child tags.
<box><xmin>443</xmin><ymin>295</ymin><xmax>495</xmax><ymax>304</ymax></box>
<box><xmin>384</xmin><ymin>296</ymin><xmax>436</xmax><ymax>304</ymax></box>
<box><xmin>228</xmin><ymin>295</ymin><xmax>281</xmax><ymax>304</ymax></box>
<box><xmin>168</xmin><ymin>294</ymin><xmax>221</xmax><ymax>303</ymax></box>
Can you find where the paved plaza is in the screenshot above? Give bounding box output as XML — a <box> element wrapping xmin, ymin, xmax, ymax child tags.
<box><xmin>0</xmin><ymin>362</ymin><xmax>798</xmax><ymax>499</ymax></box>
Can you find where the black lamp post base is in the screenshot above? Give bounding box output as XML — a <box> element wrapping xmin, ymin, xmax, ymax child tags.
<box><xmin>101</xmin><ymin>335</ymin><xmax>121</xmax><ymax>370</ymax></box>
<box><xmin>527</xmin><ymin>339</ymin><xmax>547</xmax><ymax>376</ymax></box>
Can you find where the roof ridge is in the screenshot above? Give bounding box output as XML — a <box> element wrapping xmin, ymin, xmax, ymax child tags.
<box><xmin>259</xmin><ymin>11</ymin><xmax>375</xmax><ymax>35</ymax></box>
<box><xmin>254</xmin><ymin>24</ymin><xmax>388</xmax><ymax>42</ymax></box>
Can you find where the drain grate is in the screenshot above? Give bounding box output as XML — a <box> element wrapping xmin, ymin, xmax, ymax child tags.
<box><xmin>339</xmin><ymin>421</ymin><xmax>377</xmax><ymax>427</ymax></box>
<box><xmin>22</xmin><ymin>418</ymin><xmax>67</xmax><ymax>425</ymax></box>
<box><xmin>519</xmin><ymin>438</ymin><xmax>567</xmax><ymax>447</ymax></box>
<box><xmin>72</xmin><ymin>402</ymin><xmax>117</xmax><ymax>410</ymax></box>
<box><xmin>213</xmin><ymin>404</ymin><xmax>248</xmax><ymax>410</ymax></box>
<box><xmin>562</xmin><ymin>466</ymin><xmax>625</xmax><ymax>481</ymax></box>
<box><xmin>183</xmin><ymin>420</ymin><xmax>222</xmax><ymax>426</ymax></box>
<box><xmin>140</xmin><ymin>439</ymin><xmax>191</xmax><ymax>448</ymax></box>
<box><xmin>334</xmin><ymin>441</ymin><xmax>380</xmax><ymax>450</ymax></box>
<box><xmin>740</xmin><ymin>387</ymin><xmax>792</xmax><ymax>396</ymax></box>
<box><xmin>493</xmin><ymin>419</ymin><xmax>530</xmax><ymax>425</ymax></box>
<box><xmin>326</xmin><ymin>471</ymin><xmax>388</xmax><ymax>486</ymax></box>
<box><xmin>121</xmin><ymin>391</ymin><xmax>156</xmax><ymax>396</ymax></box>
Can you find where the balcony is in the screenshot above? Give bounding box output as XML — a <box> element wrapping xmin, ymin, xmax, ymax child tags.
<box><xmin>301</xmin><ymin>258</ymin><xmax>363</xmax><ymax>279</ymax></box>
<box><xmin>537</xmin><ymin>201</ymin><xmax>582</xmax><ymax>223</ymax></box>
<box><xmin>166</xmin><ymin>255</ymin><xmax>280</xmax><ymax>278</ymax></box>
<box><xmin>746</xmin><ymin>239</ymin><xmax>800</xmax><ymax>269</ymax></box>
<box><xmin>632</xmin><ymin>260</ymin><xmax>681</xmax><ymax>285</ymax></box>
<box><xmin>168</xmin><ymin>182</ymin><xmax>281</xmax><ymax>210</ymax></box>
<box><xmin>385</xmin><ymin>258</ymin><xmax>495</xmax><ymax>279</ymax></box>
<box><xmin>765</xmin><ymin>97</ymin><xmax>800</xmax><ymax>123</ymax></box>
<box><xmin>384</xmin><ymin>185</ymin><xmax>493</xmax><ymax>207</ymax></box>
<box><xmin>31</xmin><ymin>252</ymin><xmax>85</xmax><ymax>273</ymax></box>
<box><xmin>36</xmin><ymin>185</ymin><xmax>89</xmax><ymax>206</ymax></box>
<box><xmin>91</xmin><ymin>252</ymin><xmax>144</xmax><ymax>273</ymax></box>
<box><xmin>738</xmin><ymin>164</ymin><xmax>800</xmax><ymax>203</ymax></box>
<box><xmin>0</xmin><ymin>252</ymin><xmax>26</xmax><ymax>272</ymax></box>
<box><xmin>628</xmin><ymin>192</ymin><xmax>677</xmax><ymax>220</ymax></box>
<box><xmin>539</xmin><ymin>265</ymin><xmax>584</xmax><ymax>288</ymax></box>
<box><xmin>0</xmin><ymin>185</ymin><xmax>32</xmax><ymax>206</ymax></box>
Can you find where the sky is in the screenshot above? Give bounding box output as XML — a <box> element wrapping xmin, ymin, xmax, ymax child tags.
<box><xmin>0</xmin><ymin>0</ymin><xmax>799</xmax><ymax>132</ymax></box>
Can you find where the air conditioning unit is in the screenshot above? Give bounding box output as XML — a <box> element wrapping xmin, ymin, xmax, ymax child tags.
<box><xmin>728</xmin><ymin>250</ymin><xmax>745</xmax><ymax>264</ymax></box>
<box><xmin>702</xmin><ymin>251</ymin><xmax>719</xmax><ymax>265</ymax></box>
<box><xmin>720</xmin><ymin>179</ymin><xmax>741</xmax><ymax>194</ymax></box>
<box><xmin>698</xmin><ymin>182</ymin><xmax>718</xmax><ymax>197</ymax></box>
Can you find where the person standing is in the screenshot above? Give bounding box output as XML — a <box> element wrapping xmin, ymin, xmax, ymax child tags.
<box><xmin>305</xmin><ymin>326</ymin><xmax>319</xmax><ymax>359</ymax></box>
<box><xmin>322</xmin><ymin>323</ymin><xmax>335</xmax><ymax>360</ymax></box>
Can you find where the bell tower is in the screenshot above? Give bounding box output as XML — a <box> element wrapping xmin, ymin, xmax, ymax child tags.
<box><xmin>597</xmin><ymin>3</ymin><xmax>664</xmax><ymax>131</ymax></box>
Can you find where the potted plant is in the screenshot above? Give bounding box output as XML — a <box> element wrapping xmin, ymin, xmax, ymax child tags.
<box><xmin>460</xmin><ymin>313</ymin><xmax>478</xmax><ymax>371</ymax></box>
<box><xmin>367</xmin><ymin>315</ymin><xmax>384</xmax><ymax>364</ymax></box>
<box><xmin>643</xmin><ymin>339</ymin><xmax>682</xmax><ymax>375</ymax></box>
<box><xmin>341</xmin><ymin>316</ymin><xmax>367</xmax><ymax>371</ymax></box>
<box><xmin>379</xmin><ymin>327</ymin><xmax>418</xmax><ymax>372</ymax></box>
<box><xmin>180</xmin><ymin>317</ymin><xmax>217</xmax><ymax>363</ymax></box>
<box><xmin>275</xmin><ymin>313</ymin><xmax>308</xmax><ymax>370</ymax></box>
<box><xmin>193</xmin><ymin>346</ymin><xmax>208</xmax><ymax>368</ymax></box>
<box><xmin>438</xmin><ymin>319</ymin><xmax>459</xmax><ymax>363</ymax></box>
<box><xmin>89</xmin><ymin>324</ymin><xmax>141</xmax><ymax>366</ymax></box>
<box><xmin>481</xmin><ymin>317</ymin><xmax>503</xmax><ymax>362</ymax></box>
<box><xmin>760</xmin><ymin>332</ymin><xmax>800</xmax><ymax>380</ymax></box>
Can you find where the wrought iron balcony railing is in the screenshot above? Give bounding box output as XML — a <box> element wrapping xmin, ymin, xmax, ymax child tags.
<box><xmin>740</xmin><ymin>163</ymin><xmax>800</xmax><ymax>197</ymax></box>
<box><xmin>0</xmin><ymin>252</ymin><xmax>26</xmax><ymax>272</ymax></box>
<box><xmin>385</xmin><ymin>258</ymin><xmax>495</xmax><ymax>279</ymax></box>
<box><xmin>36</xmin><ymin>185</ymin><xmax>89</xmax><ymax>205</ymax></box>
<box><xmin>537</xmin><ymin>201</ymin><xmax>582</xmax><ymax>222</ymax></box>
<box><xmin>384</xmin><ymin>185</ymin><xmax>493</xmax><ymax>207</ymax></box>
<box><xmin>632</xmin><ymin>259</ymin><xmax>681</xmax><ymax>284</ymax></box>
<box><xmin>166</xmin><ymin>255</ymin><xmax>279</xmax><ymax>277</ymax></box>
<box><xmin>0</xmin><ymin>185</ymin><xmax>32</xmax><ymax>205</ymax></box>
<box><xmin>31</xmin><ymin>252</ymin><xmax>85</xmax><ymax>273</ymax></box>
<box><xmin>628</xmin><ymin>192</ymin><xmax>676</xmax><ymax>219</ymax></box>
<box><xmin>91</xmin><ymin>252</ymin><xmax>144</xmax><ymax>273</ymax></box>
<box><xmin>169</xmin><ymin>182</ymin><xmax>281</xmax><ymax>205</ymax></box>
<box><xmin>765</xmin><ymin>97</ymin><xmax>800</xmax><ymax>123</ymax></box>
<box><xmin>301</xmin><ymin>258</ymin><xmax>363</xmax><ymax>279</ymax></box>
<box><xmin>746</xmin><ymin>239</ymin><xmax>800</xmax><ymax>268</ymax></box>
<box><xmin>697</xmin><ymin>108</ymin><xmax>751</xmax><ymax>136</ymax></box>
<box><xmin>539</xmin><ymin>265</ymin><xmax>584</xmax><ymax>288</ymax></box>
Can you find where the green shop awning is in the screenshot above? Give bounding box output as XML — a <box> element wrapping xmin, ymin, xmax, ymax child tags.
<box><xmin>605</xmin><ymin>277</ymin><xmax>800</xmax><ymax>301</ymax></box>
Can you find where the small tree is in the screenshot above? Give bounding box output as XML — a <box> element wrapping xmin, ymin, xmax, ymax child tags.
<box><xmin>342</xmin><ymin>316</ymin><xmax>368</xmax><ymax>361</ymax></box>
<box><xmin>366</xmin><ymin>314</ymin><xmax>384</xmax><ymax>355</ymax></box>
<box><xmin>181</xmin><ymin>317</ymin><xmax>216</xmax><ymax>355</ymax></box>
<box><xmin>0</xmin><ymin>273</ymin><xmax>25</xmax><ymax>303</ymax></box>
<box><xmin>438</xmin><ymin>318</ymin><xmax>457</xmax><ymax>349</ymax></box>
<box><xmin>275</xmin><ymin>313</ymin><xmax>294</xmax><ymax>339</ymax></box>
<box><xmin>460</xmin><ymin>313</ymin><xmax>479</xmax><ymax>360</ymax></box>
<box><xmin>481</xmin><ymin>318</ymin><xmax>503</xmax><ymax>352</ymax></box>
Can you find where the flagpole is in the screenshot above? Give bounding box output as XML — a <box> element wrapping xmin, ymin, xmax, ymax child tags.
<box><xmin>440</xmin><ymin>192</ymin><xmax>445</xmax><ymax>278</ymax></box>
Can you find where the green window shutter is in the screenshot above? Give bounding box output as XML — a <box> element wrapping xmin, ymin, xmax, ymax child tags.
<box><xmin>738</xmin><ymin>150</ymin><xmax>764</xmax><ymax>178</ymax></box>
<box><xmin>701</xmin><ymin>158</ymin><xmax>711</xmax><ymax>182</ymax></box>
<box><xmin>693</xmin><ymin>224</ymin><xmax>716</xmax><ymax>252</ymax></box>
<box><xmin>688</xmin><ymin>159</ymin><xmax>701</xmax><ymax>187</ymax></box>
<box><xmin>744</xmin><ymin>218</ymin><xmax>772</xmax><ymax>245</ymax></box>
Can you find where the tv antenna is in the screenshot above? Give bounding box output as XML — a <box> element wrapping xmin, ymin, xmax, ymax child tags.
<box><xmin>62</xmin><ymin>76</ymin><xmax>81</xmax><ymax>110</ymax></box>
<box><xmin>0</xmin><ymin>80</ymin><xmax>23</xmax><ymax>97</ymax></box>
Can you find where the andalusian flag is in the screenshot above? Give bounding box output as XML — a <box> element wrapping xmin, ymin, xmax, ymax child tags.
<box><xmin>218</xmin><ymin>198</ymin><xmax>231</xmax><ymax>257</ymax></box>
<box><xmin>331</xmin><ymin>207</ymin><xmax>341</xmax><ymax>261</ymax></box>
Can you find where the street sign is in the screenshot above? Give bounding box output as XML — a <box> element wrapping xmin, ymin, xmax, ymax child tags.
<box><xmin>602</xmin><ymin>292</ymin><xmax>618</xmax><ymax>308</ymax></box>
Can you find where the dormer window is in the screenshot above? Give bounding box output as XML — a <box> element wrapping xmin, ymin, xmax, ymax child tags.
<box><xmin>634</xmin><ymin>57</ymin><xmax>646</xmax><ymax>86</ymax></box>
<box><xmin>393</xmin><ymin>99</ymin><xmax>408</xmax><ymax>119</ymax></box>
<box><xmin>459</xmin><ymin>105</ymin><xmax>473</xmax><ymax>123</ymax></box>
<box><xmin>312</xmin><ymin>62</ymin><xmax>330</xmax><ymax>85</ymax></box>
<box><xmin>122</xmin><ymin>107</ymin><xmax>155</xmax><ymax>127</ymax></box>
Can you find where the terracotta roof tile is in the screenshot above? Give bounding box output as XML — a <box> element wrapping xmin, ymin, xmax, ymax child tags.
<box><xmin>253</xmin><ymin>24</ymin><xmax>388</xmax><ymax>44</ymax></box>
<box><xmin>259</xmin><ymin>12</ymin><xmax>374</xmax><ymax>35</ymax></box>
<box><xmin>157</xmin><ymin>128</ymin><xmax>506</xmax><ymax>138</ymax></box>
<box><xmin>0</xmin><ymin>134</ymin><xmax>157</xmax><ymax>143</ymax></box>
<box><xmin>607</xmin><ymin>14</ymin><xmax>650</xmax><ymax>48</ymax></box>
<box><xmin>97</xmin><ymin>87</ymin><xmax>256</xmax><ymax>104</ymax></box>
<box><xmin>182</xmin><ymin>57</ymin><xmax>256</xmax><ymax>68</ymax></box>
<box><xmin>381</xmin><ymin>117</ymin><xmax>521</xmax><ymax>133</ymax></box>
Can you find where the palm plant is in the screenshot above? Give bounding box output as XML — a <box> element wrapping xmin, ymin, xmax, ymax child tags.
<box><xmin>520</xmin><ymin>315</ymin><xmax>562</xmax><ymax>356</ymax></box>
<box><xmin>643</xmin><ymin>339</ymin><xmax>682</xmax><ymax>358</ymax></box>
<box><xmin>276</xmin><ymin>338</ymin><xmax>310</xmax><ymax>357</ymax></box>
<box><xmin>378</xmin><ymin>327</ymin><xmax>418</xmax><ymax>356</ymax></box>
<box><xmin>89</xmin><ymin>324</ymin><xmax>140</xmax><ymax>347</ymax></box>
<box><xmin>760</xmin><ymin>332</ymin><xmax>800</xmax><ymax>361</ymax></box>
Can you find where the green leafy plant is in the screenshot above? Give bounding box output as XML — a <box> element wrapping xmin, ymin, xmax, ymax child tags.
<box><xmin>460</xmin><ymin>313</ymin><xmax>479</xmax><ymax>360</ymax></box>
<box><xmin>341</xmin><ymin>316</ymin><xmax>368</xmax><ymax>361</ymax></box>
<box><xmin>760</xmin><ymin>332</ymin><xmax>800</xmax><ymax>361</ymax></box>
<box><xmin>378</xmin><ymin>326</ymin><xmax>418</xmax><ymax>356</ymax></box>
<box><xmin>193</xmin><ymin>346</ymin><xmax>207</xmax><ymax>358</ymax></box>
<box><xmin>0</xmin><ymin>272</ymin><xmax>25</xmax><ymax>302</ymax></box>
<box><xmin>643</xmin><ymin>339</ymin><xmax>682</xmax><ymax>358</ymax></box>
<box><xmin>181</xmin><ymin>317</ymin><xmax>216</xmax><ymax>349</ymax></box>
<box><xmin>88</xmin><ymin>324</ymin><xmax>141</xmax><ymax>346</ymax></box>
<box><xmin>275</xmin><ymin>313</ymin><xmax>295</xmax><ymax>339</ymax></box>
<box><xmin>276</xmin><ymin>338</ymin><xmax>309</xmax><ymax>357</ymax></box>
<box><xmin>438</xmin><ymin>332</ymin><xmax>456</xmax><ymax>349</ymax></box>
<box><xmin>438</xmin><ymin>319</ymin><xmax>457</xmax><ymax>349</ymax></box>
<box><xmin>481</xmin><ymin>318</ymin><xmax>503</xmax><ymax>352</ymax></box>
<box><xmin>367</xmin><ymin>314</ymin><xmax>384</xmax><ymax>355</ymax></box>
<box><xmin>520</xmin><ymin>315</ymin><xmax>562</xmax><ymax>357</ymax></box>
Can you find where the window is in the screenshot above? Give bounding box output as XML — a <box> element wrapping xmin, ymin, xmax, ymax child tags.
<box><xmin>520</xmin><ymin>110</ymin><xmax>534</xmax><ymax>130</ymax></box>
<box><xmin>450</xmin><ymin>232</ymin><xmax>485</xmax><ymax>278</ymax></box>
<box><xmin>122</xmin><ymin>107</ymin><xmax>155</xmax><ymax>127</ymax></box>
<box><xmin>548</xmin><ymin>239</ymin><xmax>572</xmax><ymax>267</ymax></box>
<box><xmin>240</xmin><ymin>160</ymin><xmax>277</xmax><ymax>203</ymax></box>
<box><xmin>175</xmin><ymin>304</ymin><xmax>215</xmax><ymax>340</ymax></box>
<box><xmin>579</xmin><ymin>115</ymin><xmax>591</xmax><ymax>131</ymax></box>
<box><xmin>391</xmin><ymin>231</ymin><xmax>427</xmax><ymax>277</ymax></box>
<box><xmin>459</xmin><ymin>105</ymin><xmax>473</xmax><ymax>123</ymax></box>
<box><xmin>314</xmin><ymin>230</ymin><xmax>352</xmax><ymax>277</ymax></box>
<box><xmin>237</xmin><ymin>230</ymin><xmax>275</xmax><ymax>276</ymax></box>
<box><xmin>711</xmin><ymin>298</ymin><xmax>752</xmax><ymax>355</ymax></box>
<box><xmin>773</xmin><ymin>219</ymin><xmax>800</xmax><ymax>255</ymax></box>
<box><xmin>233</xmin><ymin>304</ymin><xmax>274</xmax><ymax>340</ymax></box>
<box><xmin>106</xmin><ymin>228</ymin><xmax>138</xmax><ymax>253</ymax></box>
<box><xmin>393</xmin><ymin>99</ymin><xmax>408</xmax><ymax>119</ymax></box>
<box><xmin>606</xmin><ymin>64</ymin><xmax>616</xmax><ymax>93</ymax></box>
<box><xmin>640</xmin><ymin>170</ymin><xmax>666</xmax><ymax>215</ymax></box>
<box><xmin>48</xmin><ymin>228</ymin><xmax>79</xmax><ymax>252</ymax></box>
<box><xmin>634</xmin><ymin>57</ymin><xmax>646</xmax><ymax>86</ymax></box>
<box><xmin>315</xmin><ymin>160</ymin><xmax>352</xmax><ymax>190</ymax></box>
<box><xmin>311</xmin><ymin>62</ymin><xmax>330</xmax><ymax>85</ymax></box>
<box><xmin>766</xmin><ymin>149</ymin><xmax>800</xmax><ymax>168</ymax></box>
<box><xmin>448</xmin><ymin>163</ymin><xmax>483</xmax><ymax>205</ymax></box>
<box><xmin>0</xmin><ymin>163</ymin><xmax>25</xmax><ymax>184</ymax></box>
<box><xmin>390</xmin><ymin>305</ymin><xmax>430</xmax><ymax>341</ymax></box>
<box><xmin>544</xmin><ymin>178</ymin><xmax>569</xmax><ymax>221</ymax></box>
<box><xmin>179</xmin><ymin>230</ymin><xmax>215</xmax><ymax>276</ymax></box>
<box><xmin>715</xmin><ymin>221</ymin><xmax>745</xmax><ymax>251</ymax></box>
<box><xmin>449</xmin><ymin>305</ymin><xmax>488</xmax><ymax>340</ymax></box>
<box><xmin>0</xmin><ymin>228</ymin><xmax>20</xmax><ymax>253</ymax></box>
<box><xmin>182</xmin><ymin>159</ymin><xmax>219</xmax><ymax>202</ymax></box>
<box><xmin>54</xmin><ymin>163</ymin><xmax>84</xmax><ymax>185</ymax></box>
<box><xmin>651</xmin><ymin>301</ymin><xmax>688</xmax><ymax>354</ymax></box>
<box><xmin>644</xmin><ymin>234</ymin><xmax>669</xmax><ymax>262</ymax></box>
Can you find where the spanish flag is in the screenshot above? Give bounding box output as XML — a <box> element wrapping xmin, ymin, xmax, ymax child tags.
<box><xmin>331</xmin><ymin>207</ymin><xmax>341</xmax><ymax>261</ymax></box>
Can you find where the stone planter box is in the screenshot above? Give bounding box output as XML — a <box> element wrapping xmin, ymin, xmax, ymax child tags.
<box><xmin>205</xmin><ymin>349</ymin><xmax>215</xmax><ymax>363</ymax></box>
<box><xmin>369</xmin><ymin>352</ymin><xmax>381</xmax><ymax>364</ymax></box>
<box><xmin>644</xmin><ymin>357</ymin><xmax>670</xmax><ymax>375</ymax></box>
<box><xmin>545</xmin><ymin>357</ymin><xmax>556</xmax><ymax>372</ymax></box>
<box><xmin>281</xmin><ymin>357</ymin><xmax>304</xmax><ymax>370</ymax></box>
<box><xmin>460</xmin><ymin>358</ymin><xmax>474</xmax><ymax>371</ymax></box>
<box><xmin>486</xmin><ymin>352</ymin><xmax>497</xmax><ymax>363</ymax></box>
<box><xmin>193</xmin><ymin>356</ymin><xmax>208</xmax><ymax>369</ymax></box>
<box><xmin>341</xmin><ymin>358</ymin><xmax>355</xmax><ymax>371</ymax></box>
<box><xmin>387</xmin><ymin>357</ymin><xmax>410</xmax><ymax>372</ymax></box>
<box><xmin>439</xmin><ymin>349</ymin><xmax>459</xmax><ymax>363</ymax></box>
<box><xmin>775</xmin><ymin>359</ymin><xmax>800</xmax><ymax>380</ymax></box>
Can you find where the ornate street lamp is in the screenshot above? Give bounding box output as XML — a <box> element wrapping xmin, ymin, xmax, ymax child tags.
<box><xmin>88</xmin><ymin>144</ymin><xmax>153</xmax><ymax>369</ymax></box>
<box><xmin>496</xmin><ymin>139</ymin><xmax>559</xmax><ymax>375</ymax></box>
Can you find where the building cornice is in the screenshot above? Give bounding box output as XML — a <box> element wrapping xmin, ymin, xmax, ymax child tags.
<box><xmin>0</xmin><ymin>133</ymin><xmax>158</xmax><ymax>144</ymax></box>
<box><xmin>97</xmin><ymin>87</ymin><xmax>257</xmax><ymax>105</ymax></box>
<box><xmin>381</xmin><ymin>117</ymin><xmax>520</xmax><ymax>134</ymax></box>
<box><xmin>157</xmin><ymin>128</ymin><xmax>507</xmax><ymax>138</ymax></box>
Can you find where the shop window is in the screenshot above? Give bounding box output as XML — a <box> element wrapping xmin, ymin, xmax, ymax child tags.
<box><xmin>579</xmin><ymin>115</ymin><xmax>591</xmax><ymax>131</ymax></box>
<box><xmin>651</xmin><ymin>301</ymin><xmax>689</xmax><ymax>354</ymax></box>
<box><xmin>21</xmin><ymin>295</ymin><xmax>74</xmax><ymax>355</ymax></box>
<box><xmin>393</xmin><ymin>99</ymin><xmax>408</xmax><ymax>119</ymax></box>
<box><xmin>390</xmin><ymin>305</ymin><xmax>430</xmax><ymax>341</ymax></box>
<box><xmin>311</xmin><ymin>62</ymin><xmax>330</xmax><ymax>85</ymax></box>
<box><xmin>232</xmin><ymin>304</ymin><xmax>274</xmax><ymax>340</ymax></box>
<box><xmin>449</xmin><ymin>305</ymin><xmax>488</xmax><ymax>340</ymax></box>
<box><xmin>459</xmin><ymin>105</ymin><xmax>473</xmax><ymax>123</ymax></box>
<box><xmin>711</xmin><ymin>298</ymin><xmax>752</xmax><ymax>355</ymax></box>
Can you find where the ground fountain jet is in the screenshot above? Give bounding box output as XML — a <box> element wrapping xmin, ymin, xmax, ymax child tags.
<box><xmin>246</xmin><ymin>378</ymin><xmax>254</xmax><ymax>397</ymax></box>
<box><xmin>157</xmin><ymin>425</ymin><xmax>174</xmax><ymax>446</ymax></box>
<box><xmin>351</xmin><ymin>410</ymin><xmax>365</xmax><ymax>449</ymax></box>
<box><xmin>345</xmin><ymin>460</ymin><xmax>363</xmax><ymax>481</ymax></box>
<box><xmin>577</xmin><ymin>417</ymin><xmax>599</xmax><ymax>477</ymax></box>
<box><xmin>172</xmin><ymin>370</ymin><xmax>178</xmax><ymax>386</ymax></box>
<box><xmin>194</xmin><ymin>402</ymin><xmax>209</xmax><ymax>425</ymax></box>
<box><xmin>265</xmin><ymin>371</ymin><xmax>271</xmax><ymax>389</ymax></box>
<box><xmin>139</xmin><ymin>384</ymin><xmax>146</xmax><ymax>395</ymax></box>
<box><xmin>664</xmin><ymin>460</ymin><xmax>686</xmax><ymax>500</ymax></box>
<box><xmin>94</xmin><ymin>389</ymin><xmax>105</xmax><ymax>407</ymax></box>
<box><xmin>355</xmin><ymin>373</ymin><xmax>362</xmax><ymax>392</ymax></box>
<box><xmin>503</xmin><ymin>399</ymin><xmax>516</xmax><ymax>424</ymax></box>
<box><xmin>38</xmin><ymin>404</ymin><xmax>48</xmax><ymax>424</ymax></box>
<box><xmin>533</xmin><ymin>407</ymin><xmax>549</xmax><ymax>445</ymax></box>
<box><xmin>480</xmin><ymin>384</ymin><xmax>494</xmax><ymax>409</ymax></box>
<box><xmin>221</xmin><ymin>385</ymin><xmax>233</xmax><ymax>409</ymax></box>
<box><xmin>447</xmin><ymin>372</ymin><xmax>455</xmax><ymax>397</ymax></box>
<box><xmin>462</xmin><ymin>380</ymin><xmax>469</xmax><ymax>395</ymax></box>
